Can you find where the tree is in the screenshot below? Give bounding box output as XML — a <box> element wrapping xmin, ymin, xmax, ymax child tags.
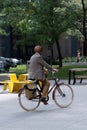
<box><xmin>0</xmin><ymin>0</ymin><xmax>33</xmax><ymax>57</ymax></box>
<box><xmin>81</xmin><ymin>0</ymin><xmax>87</xmax><ymax>56</ymax></box>
<box><xmin>27</xmin><ymin>0</ymin><xmax>82</xmax><ymax>67</ymax></box>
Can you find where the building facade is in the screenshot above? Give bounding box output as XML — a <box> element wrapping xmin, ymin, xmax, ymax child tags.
<box><xmin>0</xmin><ymin>32</ymin><xmax>81</xmax><ymax>63</ymax></box>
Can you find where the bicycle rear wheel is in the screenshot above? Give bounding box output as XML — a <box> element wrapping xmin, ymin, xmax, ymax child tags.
<box><xmin>53</xmin><ymin>83</ymin><xmax>74</xmax><ymax>108</ymax></box>
<box><xmin>18</xmin><ymin>87</ymin><xmax>40</xmax><ymax>111</ymax></box>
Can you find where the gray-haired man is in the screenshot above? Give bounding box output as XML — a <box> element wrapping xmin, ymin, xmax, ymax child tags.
<box><xmin>29</xmin><ymin>45</ymin><xmax>55</xmax><ymax>104</ymax></box>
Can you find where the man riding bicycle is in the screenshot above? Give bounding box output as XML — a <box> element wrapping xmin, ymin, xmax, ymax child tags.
<box><xmin>29</xmin><ymin>45</ymin><xmax>55</xmax><ymax>105</ymax></box>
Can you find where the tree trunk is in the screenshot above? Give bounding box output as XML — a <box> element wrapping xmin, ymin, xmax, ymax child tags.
<box><xmin>10</xmin><ymin>26</ymin><xmax>14</xmax><ymax>57</ymax></box>
<box><xmin>83</xmin><ymin>41</ymin><xmax>87</xmax><ymax>56</ymax></box>
<box><xmin>81</xmin><ymin>0</ymin><xmax>87</xmax><ymax>56</ymax></box>
<box><xmin>55</xmin><ymin>38</ymin><xmax>62</xmax><ymax>67</ymax></box>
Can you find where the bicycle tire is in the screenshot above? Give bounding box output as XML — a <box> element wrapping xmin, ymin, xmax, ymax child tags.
<box><xmin>18</xmin><ymin>88</ymin><xmax>40</xmax><ymax>111</ymax></box>
<box><xmin>53</xmin><ymin>83</ymin><xmax>74</xmax><ymax>108</ymax></box>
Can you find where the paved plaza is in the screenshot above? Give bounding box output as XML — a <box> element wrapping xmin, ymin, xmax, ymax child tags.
<box><xmin>0</xmin><ymin>80</ymin><xmax>87</xmax><ymax>130</ymax></box>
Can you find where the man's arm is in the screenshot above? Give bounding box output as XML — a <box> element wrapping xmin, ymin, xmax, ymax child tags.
<box><xmin>39</xmin><ymin>56</ymin><xmax>53</xmax><ymax>71</ymax></box>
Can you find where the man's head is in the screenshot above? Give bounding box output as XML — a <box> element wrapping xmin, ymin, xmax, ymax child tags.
<box><xmin>34</xmin><ymin>45</ymin><xmax>43</xmax><ymax>53</ymax></box>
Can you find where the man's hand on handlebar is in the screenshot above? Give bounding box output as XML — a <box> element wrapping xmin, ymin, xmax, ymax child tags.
<box><xmin>53</xmin><ymin>68</ymin><xmax>58</xmax><ymax>73</ymax></box>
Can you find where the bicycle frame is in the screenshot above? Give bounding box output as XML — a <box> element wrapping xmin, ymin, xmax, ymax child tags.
<box><xmin>48</xmin><ymin>79</ymin><xmax>59</xmax><ymax>94</ymax></box>
<box><xmin>48</xmin><ymin>79</ymin><xmax>64</xmax><ymax>98</ymax></box>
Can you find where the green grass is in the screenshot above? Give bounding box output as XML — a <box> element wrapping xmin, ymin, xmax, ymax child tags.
<box><xmin>9</xmin><ymin>64</ymin><xmax>27</xmax><ymax>77</ymax></box>
<box><xmin>52</xmin><ymin>65</ymin><xmax>87</xmax><ymax>79</ymax></box>
<box><xmin>9</xmin><ymin>64</ymin><xmax>87</xmax><ymax>79</ymax></box>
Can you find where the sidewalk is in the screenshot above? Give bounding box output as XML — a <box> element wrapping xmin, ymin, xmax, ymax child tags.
<box><xmin>0</xmin><ymin>80</ymin><xmax>87</xmax><ymax>130</ymax></box>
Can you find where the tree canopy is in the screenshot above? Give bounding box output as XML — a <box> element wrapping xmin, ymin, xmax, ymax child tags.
<box><xmin>0</xmin><ymin>0</ymin><xmax>83</xmax><ymax>43</ymax></box>
<box><xmin>0</xmin><ymin>0</ymin><xmax>87</xmax><ymax>66</ymax></box>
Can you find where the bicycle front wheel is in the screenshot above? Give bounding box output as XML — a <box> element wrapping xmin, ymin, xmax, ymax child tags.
<box><xmin>53</xmin><ymin>83</ymin><xmax>74</xmax><ymax>108</ymax></box>
<box><xmin>18</xmin><ymin>88</ymin><xmax>40</xmax><ymax>111</ymax></box>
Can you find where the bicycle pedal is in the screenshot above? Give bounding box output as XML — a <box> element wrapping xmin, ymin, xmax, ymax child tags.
<box><xmin>40</xmin><ymin>98</ymin><xmax>48</xmax><ymax>105</ymax></box>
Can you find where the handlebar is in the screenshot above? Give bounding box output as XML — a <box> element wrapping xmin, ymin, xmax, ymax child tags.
<box><xmin>52</xmin><ymin>69</ymin><xmax>58</xmax><ymax>73</ymax></box>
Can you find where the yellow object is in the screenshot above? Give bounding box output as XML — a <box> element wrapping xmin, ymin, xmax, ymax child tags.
<box><xmin>3</xmin><ymin>74</ymin><xmax>30</xmax><ymax>93</ymax></box>
<box><xmin>38</xmin><ymin>80</ymin><xmax>43</xmax><ymax>87</ymax></box>
<box><xmin>18</xmin><ymin>74</ymin><xmax>29</xmax><ymax>81</ymax></box>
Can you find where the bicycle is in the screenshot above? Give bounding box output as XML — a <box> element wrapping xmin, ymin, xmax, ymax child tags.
<box><xmin>18</xmin><ymin>72</ymin><xmax>74</xmax><ymax>111</ymax></box>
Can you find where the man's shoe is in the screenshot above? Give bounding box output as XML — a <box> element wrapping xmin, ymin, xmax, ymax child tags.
<box><xmin>40</xmin><ymin>98</ymin><xmax>48</xmax><ymax>105</ymax></box>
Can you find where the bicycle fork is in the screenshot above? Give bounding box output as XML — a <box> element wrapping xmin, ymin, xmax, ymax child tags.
<box><xmin>52</xmin><ymin>83</ymin><xmax>65</xmax><ymax>100</ymax></box>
